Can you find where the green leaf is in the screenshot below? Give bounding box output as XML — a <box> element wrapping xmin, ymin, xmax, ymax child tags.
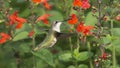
<box><xmin>103</xmin><ymin>35</ymin><xmax>112</xmax><ymax>44</ymax></box>
<box><xmin>74</xmin><ymin>51</ymin><xmax>93</xmax><ymax>61</ymax></box>
<box><xmin>110</xmin><ymin>65</ymin><xmax>120</xmax><ymax>68</ymax></box>
<box><xmin>67</xmin><ymin>65</ymin><xmax>75</xmax><ymax>68</ymax></box>
<box><xmin>58</xmin><ymin>52</ymin><xmax>72</xmax><ymax>62</ymax></box>
<box><xmin>32</xmin><ymin>49</ymin><xmax>54</xmax><ymax>67</ymax></box>
<box><xmin>34</xmin><ymin>24</ymin><xmax>48</xmax><ymax>35</ymax></box>
<box><xmin>19</xmin><ymin>44</ymin><xmax>31</xmax><ymax>53</ymax></box>
<box><xmin>73</xmin><ymin>48</ymin><xmax>79</xmax><ymax>59</ymax></box>
<box><xmin>17</xmin><ymin>0</ymin><xmax>25</xmax><ymax>3</ymax></box>
<box><xmin>15</xmin><ymin>23</ymin><xmax>31</xmax><ymax>35</ymax></box>
<box><xmin>48</xmin><ymin>10</ymin><xmax>63</xmax><ymax>22</ymax></box>
<box><xmin>111</xmin><ymin>28</ymin><xmax>120</xmax><ymax>37</ymax></box>
<box><xmin>0</xmin><ymin>48</ymin><xmax>17</xmax><ymax>68</ymax></box>
<box><xmin>36</xmin><ymin>59</ymin><xmax>48</xmax><ymax>68</ymax></box>
<box><xmin>85</xmin><ymin>12</ymin><xmax>98</xmax><ymax>26</ymax></box>
<box><xmin>78</xmin><ymin>64</ymin><xmax>88</xmax><ymax>68</ymax></box>
<box><xmin>20</xmin><ymin>8</ymin><xmax>30</xmax><ymax>17</ymax></box>
<box><xmin>13</xmin><ymin>31</ymin><xmax>29</xmax><ymax>41</ymax></box>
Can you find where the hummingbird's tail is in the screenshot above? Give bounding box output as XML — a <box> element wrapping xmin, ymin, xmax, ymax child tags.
<box><xmin>33</xmin><ymin>47</ymin><xmax>39</xmax><ymax>51</ymax></box>
<box><xmin>33</xmin><ymin>45</ymin><xmax>43</xmax><ymax>51</ymax></box>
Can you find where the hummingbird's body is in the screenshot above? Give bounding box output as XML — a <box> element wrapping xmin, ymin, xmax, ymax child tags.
<box><xmin>33</xmin><ymin>21</ymin><xmax>62</xmax><ymax>51</ymax></box>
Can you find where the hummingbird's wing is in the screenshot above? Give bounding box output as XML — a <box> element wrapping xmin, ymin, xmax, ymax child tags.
<box><xmin>55</xmin><ymin>32</ymin><xmax>76</xmax><ymax>39</ymax></box>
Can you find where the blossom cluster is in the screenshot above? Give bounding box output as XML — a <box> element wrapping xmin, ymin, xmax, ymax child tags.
<box><xmin>73</xmin><ymin>0</ymin><xmax>90</xmax><ymax>9</ymax></box>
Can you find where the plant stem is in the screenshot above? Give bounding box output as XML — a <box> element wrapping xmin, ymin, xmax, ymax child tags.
<box><xmin>69</xmin><ymin>37</ymin><xmax>79</xmax><ymax>67</ymax></box>
<box><xmin>32</xmin><ymin>36</ymin><xmax>37</xmax><ymax>68</ymax></box>
<box><xmin>69</xmin><ymin>37</ymin><xmax>73</xmax><ymax>53</ymax></box>
<box><xmin>77</xmin><ymin>34</ymin><xmax>80</xmax><ymax>50</ymax></box>
<box><xmin>111</xmin><ymin>20</ymin><xmax>116</xmax><ymax>68</ymax></box>
<box><xmin>29</xmin><ymin>0</ymin><xmax>37</xmax><ymax>68</ymax></box>
<box><xmin>74</xmin><ymin>34</ymin><xmax>80</xmax><ymax>68</ymax></box>
<box><xmin>110</xmin><ymin>20</ymin><xmax>113</xmax><ymax>35</ymax></box>
<box><xmin>112</xmin><ymin>45</ymin><xmax>116</xmax><ymax>68</ymax></box>
<box><xmin>98</xmin><ymin>0</ymin><xmax>102</xmax><ymax>28</ymax></box>
<box><xmin>87</xmin><ymin>42</ymin><xmax>93</xmax><ymax>68</ymax></box>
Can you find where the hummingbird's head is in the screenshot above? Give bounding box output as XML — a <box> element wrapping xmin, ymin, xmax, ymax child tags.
<box><xmin>52</xmin><ymin>21</ymin><xmax>62</xmax><ymax>32</ymax></box>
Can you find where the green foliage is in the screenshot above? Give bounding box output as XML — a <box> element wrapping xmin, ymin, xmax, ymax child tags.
<box><xmin>32</xmin><ymin>49</ymin><xmax>54</xmax><ymax>67</ymax></box>
<box><xmin>58</xmin><ymin>52</ymin><xmax>72</xmax><ymax>62</ymax></box>
<box><xmin>85</xmin><ymin>12</ymin><xmax>98</xmax><ymax>26</ymax></box>
<box><xmin>78</xmin><ymin>64</ymin><xmax>88</xmax><ymax>68</ymax></box>
<box><xmin>74</xmin><ymin>51</ymin><xmax>93</xmax><ymax>61</ymax></box>
<box><xmin>49</xmin><ymin>10</ymin><xmax>64</xmax><ymax>22</ymax></box>
<box><xmin>111</xmin><ymin>28</ymin><xmax>120</xmax><ymax>37</ymax></box>
<box><xmin>13</xmin><ymin>31</ymin><xmax>29</xmax><ymax>41</ymax></box>
<box><xmin>0</xmin><ymin>0</ymin><xmax>120</xmax><ymax>68</ymax></box>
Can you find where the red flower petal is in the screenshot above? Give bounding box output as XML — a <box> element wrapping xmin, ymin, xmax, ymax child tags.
<box><xmin>73</xmin><ymin>0</ymin><xmax>83</xmax><ymax>7</ymax></box>
<box><xmin>15</xmin><ymin>17</ymin><xmax>27</xmax><ymax>23</ymax></box>
<box><xmin>9</xmin><ymin>11</ymin><xmax>18</xmax><ymax>22</ymax></box>
<box><xmin>76</xmin><ymin>22</ymin><xmax>94</xmax><ymax>36</ymax></box>
<box><xmin>32</xmin><ymin>0</ymin><xmax>41</xmax><ymax>3</ymax></box>
<box><xmin>42</xmin><ymin>19</ymin><xmax>49</xmax><ymax>24</ymax></box>
<box><xmin>41</xmin><ymin>0</ymin><xmax>47</xmax><ymax>2</ymax></box>
<box><xmin>81</xmin><ymin>1</ymin><xmax>90</xmax><ymax>9</ymax></box>
<box><xmin>76</xmin><ymin>22</ymin><xmax>85</xmax><ymax>32</ymax></box>
<box><xmin>43</xmin><ymin>2</ymin><xmax>52</xmax><ymax>10</ymax></box>
<box><xmin>28</xmin><ymin>30</ymin><xmax>35</xmax><ymax>38</ymax></box>
<box><xmin>68</xmin><ymin>14</ymin><xmax>78</xmax><ymax>25</ymax></box>
<box><xmin>102</xmin><ymin>53</ymin><xmax>107</xmax><ymax>59</ymax></box>
<box><xmin>36</xmin><ymin>14</ymin><xmax>50</xmax><ymax>22</ymax></box>
<box><xmin>9</xmin><ymin>21</ymin><xmax>15</xmax><ymax>25</ymax></box>
<box><xmin>0</xmin><ymin>32</ymin><xmax>11</xmax><ymax>39</ymax></box>
<box><xmin>16</xmin><ymin>23</ymin><xmax>23</xmax><ymax>29</ymax></box>
<box><xmin>0</xmin><ymin>38</ymin><xmax>6</xmax><ymax>44</ymax></box>
<box><xmin>36</xmin><ymin>14</ymin><xmax>50</xmax><ymax>24</ymax></box>
<box><xmin>0</xmin><ymin>32</ymin><xmax>11</xmax><ymax>44</ymax></box>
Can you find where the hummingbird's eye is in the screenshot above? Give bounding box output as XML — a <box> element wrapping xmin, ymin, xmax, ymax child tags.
<box><xmin>55</xmin><ymin>21</ymin><xmax>58</xmax><ymax>24</ymax></box>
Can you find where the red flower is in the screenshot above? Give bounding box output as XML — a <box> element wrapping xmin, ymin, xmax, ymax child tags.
<box><xmin>76</xmin><ymin>22</ymin><xmax>85</xmax><ymax>32</ymax></box>
<box><xmin>32</xmin><ymin>0</ymin><xmax>41</xmax><ymax>4</ymax></box>
<box><xmin>40</xmin><ymin>0</ymin><xmax>52</xmax><ymax>10</ymax></box>
<box><xmin>83</xmin><ymin>26</ymin><xmax>94</xmax><ymax>35</ymax></box>
<box><xmin>73</xmin><ymin>0</ymin><xmax>90</xmax><ymax>9</ymax></box>
<box><xmin>0</xmin><ymin>32</ymin><xmax>11</xmax><ymax>44</ymax></box>
<box><xmin>9</xmin><ymin>11</ymin><xmax>18</xmax><ymax>25</ymax></box>
<box><xmin>33</xmin><ymin>0</ymin><xmax>52</xmax><ymax>10</ymax></box>
<box><xmin>15</xmin><ymin>17</ymin><xmax>27</xmax><ymax>23</ymax></box>
<box><xmin>9</xmin><ymin>11</ymin><xmax>27</xmax><ymax>29</ymax></box>
<box><xmin>76</xmin><ymin>22</ymin><xmax>94</xmax><ymax>36</ymax></box>
<box><xmin>68</xmin><ymin>14</ymin><xmax>78</xmax><ymax>25</ymax></box>
<box><xmin>81</xmin><ymin>0</ymin><xmax>90</xmax><ymax>9</ymax></box>
<box><xmin>73</xmin><ymin>0</ymin><xmax>83</xmax><ymax>7</ymax></box>
<box><xmin>43</xmin><ymin>2</ymin><xmax>51</xmax><ymax>10</ymax></box>
<box><xmin>28</xmin><ymin>30</ymin><xmax>35</xmax><ymax>38</ymax></box>
<box><xmin>36</xmin><ymin>14</ymin><xmax>50</xmax><ymax>24</ymax></box>
<box><xmin>42</xmin><ymin>0</ymin><xmax>51</xmax><ymax>10</ymax></box>
<box><xmin>99</xmin><ymin>52</ymin><xmax>110</xmax><ymax>60</ymax></box>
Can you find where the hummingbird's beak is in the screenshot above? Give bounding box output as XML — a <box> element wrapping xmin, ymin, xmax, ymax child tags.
<box><xmin>61</xmin><ymin>18</ymin><xmax>70</xmax><ymax>22</ymax></box>
<box><xmin>58</xmin><ymin>19</ymin><xmax>70</xmax><ymax>27</ymax></box>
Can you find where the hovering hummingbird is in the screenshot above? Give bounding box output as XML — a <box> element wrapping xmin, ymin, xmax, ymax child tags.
<box><xmin>33</xmin><ymin>21</ymin><xmax>66</xmax><ymax>51</ymax></box>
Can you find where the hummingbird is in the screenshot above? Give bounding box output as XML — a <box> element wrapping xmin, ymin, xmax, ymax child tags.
<box><xmin>33</xmin><ymin>21</ymin><xmax>64</xmax><ymax>51</ymax></box>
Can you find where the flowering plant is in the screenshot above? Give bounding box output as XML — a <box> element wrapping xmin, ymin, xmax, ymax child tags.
<box><xmin>0</xmin><ymin>0</ymin><xmax>120</xmax><ymax>68</ymax></box>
